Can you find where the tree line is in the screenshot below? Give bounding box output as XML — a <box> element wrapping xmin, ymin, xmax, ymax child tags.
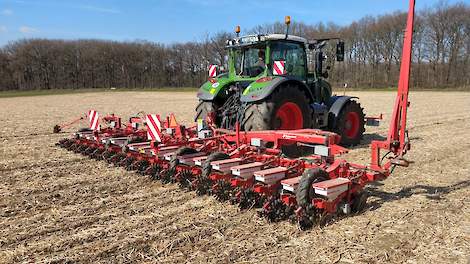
<box><xmin>0</xmin><ymin>1</ymin><xmax>468</xmax><ymax>91</ymax></box>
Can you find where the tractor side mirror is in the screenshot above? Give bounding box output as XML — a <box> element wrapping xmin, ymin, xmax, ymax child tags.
<box><xmin>315</xmin><ymin>51</ymin><xmax>323</xmax><ymax>75</ymax></box>
<box><xmin>336</xmin><ymin>41</ymin><xmax>345</xmax><ymax>62</ymax></box>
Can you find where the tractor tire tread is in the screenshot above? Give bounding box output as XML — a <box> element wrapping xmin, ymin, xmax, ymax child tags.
<box><xmin>334</xmin><ymin>100</ymin><xmax>366</xmax><ymax>146</ymax></box>
<box><xmin>241</xmin><ymin>84</ymin><xmax>312</xmax><ymax>131</ymax></box>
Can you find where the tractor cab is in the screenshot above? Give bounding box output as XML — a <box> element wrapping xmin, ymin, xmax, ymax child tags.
<box><xmin>226</xmin><ymin>34</ymin><xmax>308</xmax><ymax>79</ymax></box>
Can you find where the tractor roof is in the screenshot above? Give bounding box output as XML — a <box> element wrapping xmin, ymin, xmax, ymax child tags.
<box><xmin>226</xmin><ymin>34</ymin><xmax>307</xmax><ymax>48</ymax></box>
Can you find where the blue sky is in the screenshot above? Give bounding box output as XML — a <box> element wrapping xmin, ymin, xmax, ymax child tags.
<box><xmin>0</xmin><ymin>0</ymin><xmax>468</xmax><ymax>46</ymax></box>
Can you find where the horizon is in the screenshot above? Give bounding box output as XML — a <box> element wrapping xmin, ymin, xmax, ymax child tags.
<box><xmin>0</xmin><ymin>0</ymin><xmax>468</xmax><ymax>46</ymax></box>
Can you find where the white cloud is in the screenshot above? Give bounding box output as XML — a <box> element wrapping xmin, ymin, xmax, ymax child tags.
<box><xmin>0</xmin><ymin>26</ymin><xmax>7</xmax><ymax>33</ymax></box>
<box><xmin>1</xmin><ymin>9</ymin><xmax>13</xmax><ymax>16</ymax></box>
<box><xmin>19</xmin><ymin>26</ymin><xmax>39</xmax><ymax>34</ymax></box>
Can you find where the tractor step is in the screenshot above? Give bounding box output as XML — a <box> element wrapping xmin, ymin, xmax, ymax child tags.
<box><xmin>312</xmin><ymin>178</ymin><xmax>350</xmax><ymax>200</ymax></box>
<box><xmin>254</xmin><ymin>167</ymin><xmax>287</xmax><ymax>184</ymax></box>
<box><xmin>211</xmin><ymin>158</ymin><xmax>242</xmax><ymax>173</ymax></box>
<box><xmin>231</xmin><ymin>162</ymin><xmax>264</xmax><ymax>179</ymax></box>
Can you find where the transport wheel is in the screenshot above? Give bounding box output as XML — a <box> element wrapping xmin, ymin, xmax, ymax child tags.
<box><xmin>334</xmin><ymin>101</ymin><xmax>365</xmax><ymax>146</ymax></box>
<box><xmin>296</xmin><ymin>168</ymin><xmax>329</xmax><ymax>207</ymax></box>
<box><xmin>202</xmin><ymin>152</ymin><xmax>229</xmax><ymax>178</ymax></box>
<box><xmin>241</xmin><ymin>84</ymin><xmax>312</xmax><ymax>131</ymax></box>
<box><xmin>352</xmin><ymin>191</ymin><xmax>368</xmax><ymax>213</ymax></box>
<box><xmin>170</xmin><ymin>147</ymin><xmax>198</xmax><ymax>171</ymax></box>
<box><xmin>164</xmin><ymin>147</ymin><xmax>197</xmax><ymax>184</ymax></box>
<box><xmin>194</xmin><ymin>100</ymin><xmax>217</xmax><ymax>123</ymax></box>
<box><xmin>178</xmin><ymin>170</ymin><xmax>194</xmax><ymax>190</ymax></box>
<box><xmin>196</xmin><ymin>152</ymin><xmax>229</xmax><ymax>196</ymax></box>
<box><xmin>296</xmin><ymin>168</ymin><xmax>329</xmax><ymax>230</ymax></box>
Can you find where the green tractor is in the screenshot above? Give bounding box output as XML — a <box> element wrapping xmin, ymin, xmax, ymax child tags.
<box><xmin>196</xmin><ymin>17</ymin><xmax>366</xmax><ymax>146</ymax></box>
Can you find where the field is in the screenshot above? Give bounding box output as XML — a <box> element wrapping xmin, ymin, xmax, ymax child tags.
<box><xmin>1</xmin><ymin>91</ymin><xmax>469</xmax><ymax>263</ymax></box>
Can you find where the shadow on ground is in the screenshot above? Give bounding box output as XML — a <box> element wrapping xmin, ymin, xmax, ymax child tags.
<box><xmin>366</xmin><ymin>180</ymin><xmax>470</xmax><ymax>210</ymax></box>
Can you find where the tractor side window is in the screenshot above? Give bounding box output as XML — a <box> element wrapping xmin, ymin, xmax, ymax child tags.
<box><xmin>233</xmin><ymin>49</ymin><xmax>243</xmax><ymax>75</ymax></box>
<box><xmin>233</xmin><ymin>47</ymin><xmax>265</xmax><ymax>77</ymax></box>
<box><xmin>270</xmin><ymin>42</ymin><xmax>306</xmax><ymax>79</ymax></box>
<box><xmin>243</xmin><ymin>48</ymin><xmax>265</xmax><ymax>77</ymax></box>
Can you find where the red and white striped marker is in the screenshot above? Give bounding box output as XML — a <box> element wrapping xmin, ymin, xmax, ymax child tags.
<box><xmin>273</xmin><ymin>60</ymin><xmax>286</xmax><ymax>75</ymax></box>
<box><xmin>146</xmin><ymin>114</ymin><xmax>162</xmax><ymax>142</ymax></box>
<box><xmin>88</xmin><ymin>110</ymin><xmax>99</xmax><ymax>131</ymax></box>
<box><xmin>208</xmin><ymin>65</ymin><xmax>217</xmax><ymax>77</ymax></box>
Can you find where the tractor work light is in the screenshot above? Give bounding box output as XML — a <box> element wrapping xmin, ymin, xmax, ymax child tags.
<box><xmin>285</xmin><ymin>16</ymin><xmax>291</xmax><ymax>25</ymax></box>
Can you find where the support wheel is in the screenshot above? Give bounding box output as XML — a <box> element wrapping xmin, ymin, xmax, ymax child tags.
<box><xmin>295</xmin><ymin>168</ymin><xmax>329</xmax><ymax>229</ymax></box>
<box><xmin>165</xmin><ymin>147</ymin><xmax>198</xmax><ymax>184</ymax></box>
<box><xmin>352</xmin><ymin>191</ymin><xmax>368</xmax><ymax>213</ymax></box>
<box><xmin>296</xmin><ymin>168</ymin><xmax>329</xmax><ymax>207</ymax></box>
<box><xmin>195</xmin><ymin>152</ymin><xmax>229</xmax><ymax>196</ymax></box>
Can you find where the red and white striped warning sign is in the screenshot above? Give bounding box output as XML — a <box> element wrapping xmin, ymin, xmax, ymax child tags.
<box><xmin>146</xmin><ymin>114</ymin><xmax>162</xmax><ymax>142</ymax></box>
<box><xmin>88</xmin><ymin>110</ymin><xmax>99</xmax><ymax>131</ymax></box>
<box><xmin>273</xmin><ymin>60</ymin><xmax>286</xmax><ymax>75</ymax></box>
<box><xmin>208</xmin><ymin>65</ymin><xmax>217</xmax><ymax>77</ymax></box>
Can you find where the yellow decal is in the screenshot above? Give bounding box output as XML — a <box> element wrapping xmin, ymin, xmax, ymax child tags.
<box><xmin>243</xmin><ymin>86</ymin><xmax>251</xmax><ymax>95</ymax></box>
<box><xmin>210</xmin><ymin>88</ymin><xmax>216</xmax><ymax>94</ymax></box>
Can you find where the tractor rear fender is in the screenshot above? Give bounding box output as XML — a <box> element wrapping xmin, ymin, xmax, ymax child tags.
<box><xmin>327</xmin><ymin>96</ymin><xmax>358</xmax><ymax>128</ymax></box>
<box><xmin>240</xmin><ymin>77</ymin><xmax>314</xmax><ymax>103</ymax></box>
<box><xmin>197</xmin><ymin>78</ymin><xmax>233</xmax><ymax>101</ymax></box>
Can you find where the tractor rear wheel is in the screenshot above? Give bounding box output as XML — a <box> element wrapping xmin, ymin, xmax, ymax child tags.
<box><xmin>241</xmin><ymin>84</ymin><xmax>312</xmax><ymax>131</ymax></box>
<box><xmin>194</xmin><ymin>100</ymin><xmax>216</xmax><ymax>123</ymax></box>
<box><xmin>296</xmin><ymin>168</ymin><xmax>329</xmax><ymax>207</ymax></box>
<box><xmin>334</xmin><ymin>101</ymin><xmax>365</xmax><ymax>146</ymax></box>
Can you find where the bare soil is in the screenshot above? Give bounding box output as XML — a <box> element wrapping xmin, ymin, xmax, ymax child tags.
<box><xmin>0</xmin><ymin>91</ymin><xmax>469</xmax><ymax>263</ymax></box>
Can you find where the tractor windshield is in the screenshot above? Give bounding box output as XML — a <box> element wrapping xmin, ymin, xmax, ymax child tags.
<box><xmin>232</xmin><ymin>45</ymin><xmax>266</xmax><ymax>77</ymax></box>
